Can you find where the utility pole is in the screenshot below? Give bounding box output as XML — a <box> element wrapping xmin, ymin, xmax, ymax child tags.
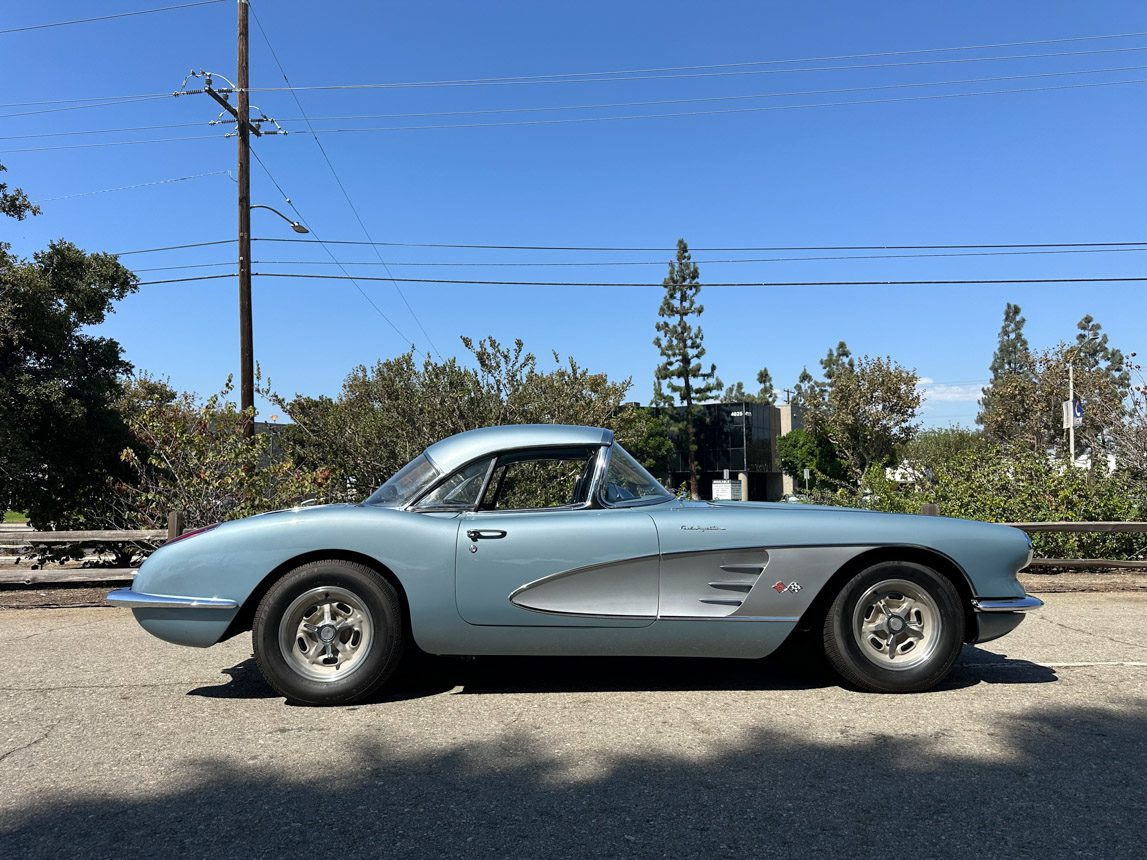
<box><xmin>236</xmin><ymin>0</ymin><xmax>254</xmax><ymax>437</ymax></box>
<box><xmin>177</xmin><ymin>3</ymin><xmax>295</xmax><ymax>440</ymax></box>
<box><xmin>194</xmin><ymin>3</ymin><xmax>261</xmax><ymax>437</ymax></box>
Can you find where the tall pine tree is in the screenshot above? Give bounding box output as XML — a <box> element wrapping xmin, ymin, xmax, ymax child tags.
<box><xmin>977</xmin><ymin>302</ymin><xmax>1034</xmax><ymax>435</ymax></box>
<box><xmin>653</xmin><ymin>238</ymin><xmax>721</xmax><ymax>498</ymax></box>
<box><xmin>721</xmin><ymin>367</ymin><xmax>777</xmax><ymax>404</ymax></box>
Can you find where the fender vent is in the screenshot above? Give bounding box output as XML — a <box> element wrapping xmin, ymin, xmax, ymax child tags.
<box><xmin>718</xmin><ymin>563</ymin><xmax>766</xmax><ymax>576</ymax></box>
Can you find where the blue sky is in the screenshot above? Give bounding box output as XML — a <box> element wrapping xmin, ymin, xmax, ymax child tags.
<box><xmin>4</xmin><ymin>0</ymin><xmax>1146</xmax><ymax>427</ymax></box>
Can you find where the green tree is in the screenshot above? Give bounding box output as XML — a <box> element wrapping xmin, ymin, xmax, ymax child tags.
<box><xmin>897</xmin><ymin>427</ymin><xmax>988</xmax><ymax>475</ymax></box>
<box><xmin>274</xmin><ymin>337</ymin><xmax>635</xmax><ymax>499</ymax></box>
<box><xmin>118</xmin><ymin>376</ymin><xmax>326</xmax><ymax>528</ymax></box>
<box><xmin>776</xmin><ymin>427</ymin><xmax>847</xmax><ymax>490</ymax></box>
<box><xmin>0</xmin><ymin>240</ymin><xmax>138</xmax><ymax>527</ymax></box>
<box><xmin>0</xmin><ymin>162</ymin><xmax>39</xmax><ymax>220</ymax></box>
<box><xmin>613</xmin><ymin>405</ymin><xmax>676</xmax><ymax>478</ymax></box>
<box><xmin>791</xmin><ymin>342</ymin><xmax>852</xmax><ymax>416</ymax></box>
<box><xmin>1092</xmin><ymin>354</ymin><xmax>1147</xmax><ymax>478</ymax></box>
<box><xmin>978</xmin><ymin>303</ymin><xmax>1035</xmax><ymax>440</ymax></box>
<box><xmin>722</xmin><ymin>368</ymin><xmax>777</xmax><ymax>404</ymax></box>
<box><xmin>821</xmin><ymin>341</ymin><xmax>854</xmax><ymax>382</ymax></box>
<box><xmin>804</xmin><ymin>355</ymin><xmax>922</xmax><ymax>484</ymax></box>
<box><xmin>926</xmin><ymin>444</ymin><xmax>1143</xmax><ymax>558</ymax></box>
<box><xmin>652</xmin><ymin>238</ymin><xmax>722</xmax><ymax>498</ymax></box>
<box><xmin>791</xmin><ymin>367</ymin><xmax>817</xmax><ymax>412</ymax></box>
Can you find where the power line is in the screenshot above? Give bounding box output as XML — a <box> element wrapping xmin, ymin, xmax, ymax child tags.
<box><xmin>249</xmin><ymin>0</ymin><xmax>441</xmax><ymax>359</ymax></box>
<box><xmin>0</xmin><ymin>134</ymin><xmax>220</xmax><ymax>154</ymax></box>
<box><xmin>138</xmin><ymin>272</ymin><xmax>1147</xmax><ymax>290</ymax></box>
<box><xmin>115</xmin><ymin>239</ymin><xmax>236</xmax><ymax>256</ymax></box>
<box><xmin>253</xmin><ymin>238</ymin><xmax>1147</xmax><ymax>253</ymax></box>
<box><xmin>246</xmin><ymin>44</ymin><xmax>1147</xmax><ymax>93</ymax></box>
<box><xmin>281</xmin><ymin>77</ymin><xmax>1147</xmax><ymax>134</ymax></box>
<box><xmin>225</xmin><ymin>273</ymin><xmax>1147</xmax><ymax>288</ymax></box>
<box><xmin>0</xmin><ymin>1</ymin><xmax>224</xmax><ymax>35</ymax></box>
<box><xmin>113</xmin><ymin>237</ymin><xmax>1147</xmax><ymax>258</ymax></box>
<box><xmin>7</xmin><ymin>28</ymin><xmax>1145</xmax><ymax>106</ymax></box>
<box><xmin>131</xmin><ymin>262</ymin><xmax>238</xmax><ymax>273</ymax></box>
<box><xmin>41</xmin><ymin>171</ymin><xmax>230</xmax><ymax>200</ymax></box>
<box><xmin>0</xmin><ymin>95</ymin><xmax>173</xmax><ymax>119</ymax></box>
<box><xmin>0</xmin><ymin>93</ymin><xmax>174</xmax><ymax>109</ymax></box>
<box><xmin>123</xmin><ymin>245</ymin><xmax>1147</xmax><ymax>273</ymax></box>
<box><xmin>256</xmin><ymin>30</ymin><xmax>1147</xmax><ymax>82</ymax></box>
<box><xmin>133</xmin><ymin>272</ymin><xmax>1147</xmax><ymax>287</ymax></box>
<box><xmin>10</xmin><ymin>63</ymin><xmax>1147</xmax><ymax>142</ymax></box>
<box><xmin>248</xmin><ymin>147</ymin><xmax>414</xmax><ymax>347</ymax></box>
<box><xmin>0</xmin><ymin>121</ymin><xmax>212</xmax><ymax>142</ymax></box>
<box><xmin>6</xmin><ymin>69</ymin><xmax>1142</xmax><ymax>153</ymax></box>
<box><xmin>138</xmin><ymin>273</ymin><xmax>238</xmax><ymax>285</ymax></box>
<box><xmin>266</xmin><ymin>64</ymin><xmax>1147</xmax><ymax>123</ymax></box>
<box><xmin>230</xmin><ymin>247</ymin><xmax>1147</xmax><ymax>267</ymax></box>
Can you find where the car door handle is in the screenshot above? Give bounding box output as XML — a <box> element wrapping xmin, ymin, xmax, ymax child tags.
<box><xmin>466</xmin><ymin>529</ymin><xmax>507</xmax><ymax>541</ymax></box>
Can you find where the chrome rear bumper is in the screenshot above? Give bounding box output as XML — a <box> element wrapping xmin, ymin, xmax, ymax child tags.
<box><xmin>106</xmin><ymin>588</ymin><xmax>238</xmax><ymax>610</ymax></box>
<box><xmin>972</xmin><ymin>596</ymin><xmax>1044</xmax><ymax>612</ymax></box>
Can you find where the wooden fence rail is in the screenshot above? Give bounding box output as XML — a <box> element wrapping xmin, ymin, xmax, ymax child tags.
<box><xmin>1007</xmin><ymin>522</ymin><xmax>1147</xmax><ymax>534</ymax></box>
<box><xmin>2</xmin><ymin>516</ymin><xmax>1145</xmax><ymax>586</ymax></box>
<box><xmin>0</xmin><ymin>530</ymin><xmax>166</xmax><ymax>545</ymax></box>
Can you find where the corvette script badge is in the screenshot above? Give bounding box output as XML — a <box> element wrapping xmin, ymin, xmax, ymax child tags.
<box><xmin>773</xmin><ymin>581</ymin><xmax>802</xmax><ymax>594</ymax></box>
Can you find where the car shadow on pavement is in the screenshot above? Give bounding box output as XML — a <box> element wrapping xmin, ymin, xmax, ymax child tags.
<box><xmin>187</xmin><ymin>642</ymin><xmax>1056</xmax><ymax>703</ymax></box>
<box><xmin>3</xmin><ymin>699</ymin><xmax>1141</xmax><ymax>857</ymax></box>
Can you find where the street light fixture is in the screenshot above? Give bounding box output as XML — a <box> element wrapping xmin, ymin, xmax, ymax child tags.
<box><xmin>251</xmin><ymin>203</ymin><xmax>309</xmax><ymax>234</ymax></box>
<box><xmin>235</xmin><ymin>204</ymin><xmax>310</xmax><ymax>440</ymax></box>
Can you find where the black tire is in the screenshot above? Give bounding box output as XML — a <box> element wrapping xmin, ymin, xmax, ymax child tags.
<box><xmin>252</xmin><ymin>559</ymin><xmax>405</xmax><ymax>705</ymax></box>
<box><xmin>822</xmin><ymin>561</ymin><xmax>964</xmax><ymax>693</ymax></box>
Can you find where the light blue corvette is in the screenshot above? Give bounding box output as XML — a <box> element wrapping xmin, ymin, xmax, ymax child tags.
<box><xmin>109</xmin><ymin>424</ymin><xmax>1041</xmax><ymax>704</ymax></box>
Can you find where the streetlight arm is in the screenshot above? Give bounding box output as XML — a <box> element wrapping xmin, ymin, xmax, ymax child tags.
<box><xmin>250</xmin><ymin>204</ymin><xmax>308</xmax><ymax>233</ymax></box>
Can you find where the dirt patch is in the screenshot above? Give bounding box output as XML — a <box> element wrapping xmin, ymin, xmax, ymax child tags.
<box><xmin>0</xmin><ymin>586</ymin><xmax>118</xmax><ymax>609</ymax></box>
<box><xmin>1020</xmin><ymin>569</ymin><xmax>1147</xmax><ymax>593</ymax></box>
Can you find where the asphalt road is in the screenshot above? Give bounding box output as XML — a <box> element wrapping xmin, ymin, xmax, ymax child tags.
<box><xmin>2</xmin><ymin>593</ymin><xmax>1145</xmax><ymax>859</ymax></box>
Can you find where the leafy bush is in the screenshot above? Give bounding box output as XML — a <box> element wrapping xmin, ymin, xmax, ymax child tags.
<box><xmin>270</xmin><ymin>337</ymin><xmax>640</xmax><ymax>501</ymax></box>
<box><xmin>925</xmin><ymin>445</ymin><xmax>1144</xmax><ymax>559</ymax></box>
<box><xmin>118</xmin><ymin>376</ymin><xmax>327</xmax><ymax>529</ymax></box>
<box><xmin>801</xmin><ymin>442</ymin><xmax>1145</xmax><ymax>559</ymax></box>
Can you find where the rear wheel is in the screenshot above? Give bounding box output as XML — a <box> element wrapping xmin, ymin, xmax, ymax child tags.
<box><xmin>252</xmin><ymin>559</ymin><xmax>404</xmax><ymax>705</ymax></box>
<box><xmin>822</xmin><ymin>561</ymin><xmax>964</xmax><ymax>693</ymax></box>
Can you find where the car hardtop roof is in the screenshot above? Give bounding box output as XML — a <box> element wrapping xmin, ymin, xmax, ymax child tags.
<box><xmin>423</xmin><ymin>424</ymin><xmax>613</xmax><ymax>474</ymax></box>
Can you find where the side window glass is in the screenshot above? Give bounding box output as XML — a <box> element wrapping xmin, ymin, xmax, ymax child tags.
<box><xmin>481</xmin><ymin>449</ymin><xmax>598</xmax><ymax>510</ymax></box>
<box><xmin>602</xmin><ymin>444</ymin><xmax>672</xmax><ymax>504</ymax></box>
<box><xmin>415</xmin><ymin>458</ymin><xmax>492</xmax><ymax>509</ymax></box>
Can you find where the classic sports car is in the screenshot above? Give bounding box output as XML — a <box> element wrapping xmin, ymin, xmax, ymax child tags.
<box><xmin>109</xmin><ymin>424</ymin><xmax>1041</xmax><ymax>705</ymax></box>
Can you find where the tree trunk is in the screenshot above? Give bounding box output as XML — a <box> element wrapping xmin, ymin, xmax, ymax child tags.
<box><xmin>684</xmin><ymin>374</ymin><xmax>698</xmax><ymax>499</ymax></box>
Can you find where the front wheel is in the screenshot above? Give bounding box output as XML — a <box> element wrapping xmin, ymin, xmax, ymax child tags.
<box><xmin>822</xmin><ymin>561</ymin><xmax>964</xmax><ymax>693</ymax></box>
<box><xmin>252</xmin><ymin>559</ymin><xmax>404</xmax><ymax>705</ymax></box>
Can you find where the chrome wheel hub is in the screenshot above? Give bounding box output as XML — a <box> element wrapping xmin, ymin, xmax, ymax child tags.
<box><xmin>852</xmin><ymin>579</ymin><xmax>941</xmax><ymax>671</ymax></box>
<box><xmin>277</xmin><ymin>586</ymin><xmax>374</xmax><ymax>682</ymax></box>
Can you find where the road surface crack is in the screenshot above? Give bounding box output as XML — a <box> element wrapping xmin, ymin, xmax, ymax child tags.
<box><xmin>0</xmin><ymin>618</ymin><xmax>104</xmax><ymax>644</ymax></box>
<box><xmin>1034</xmin><ymin>615</ymin><xmax>1147</xmax><ymax>651</ymax></box>
<box><xmin>0</xmin><ymin>723</ymin><xmax>57</xmax><ymax>766</ymax></box>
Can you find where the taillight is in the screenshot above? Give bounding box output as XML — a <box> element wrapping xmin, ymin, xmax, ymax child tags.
<box><xmin>163</xmin><ymin>523</ymin><xmax>220</xmax><ymax>546</ymax></box>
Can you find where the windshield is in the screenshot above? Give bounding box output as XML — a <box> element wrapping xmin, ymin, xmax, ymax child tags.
<box><xmin>363</xmin><ymin>454</ymin><xmax>440</xmax><ymax>508</ymax></box>
<box><xmin>601</xmin><ymin>444</ymin><xmax>672</xmax><ymax>505</ymax></box>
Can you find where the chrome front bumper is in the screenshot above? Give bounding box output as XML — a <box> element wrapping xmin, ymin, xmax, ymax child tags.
<box><xmin>971</xmin><ymin>596</ymin><xmax>1044</xmax><ymax>612</ymax></box>
<box><xmin>106</xmin><ymin>587</ymin><xmax>238</xmax><ymax>610</ymax></box>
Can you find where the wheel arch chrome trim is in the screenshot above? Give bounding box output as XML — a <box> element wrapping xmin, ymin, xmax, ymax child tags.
<box><xmin>106</xmin><ymin>587</ymin><xmax>238</xmax><ymax>610</ymax></box>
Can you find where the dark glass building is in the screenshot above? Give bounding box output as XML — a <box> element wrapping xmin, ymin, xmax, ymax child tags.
<box><xmin>646</xmin><ymin>402</ymin><xmax>793</xmax><ymax>501</ymax></box>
